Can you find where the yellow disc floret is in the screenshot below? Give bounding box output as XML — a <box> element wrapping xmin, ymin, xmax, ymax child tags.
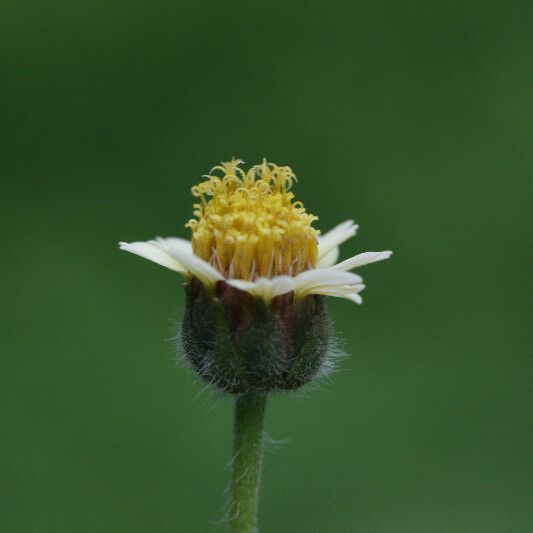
<box><xmin>186</xmin><ymin>159</ymin><xmax>319</xmax><ymax>281</ymax></box>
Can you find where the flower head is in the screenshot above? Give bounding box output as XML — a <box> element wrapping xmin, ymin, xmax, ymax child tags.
<box><xmin>186</xmin><ymin>159</ymin><xmax>318</xmax><ymax>280</ymax></box>
<box><xmin>120</xmin><ymin>159</ymin><xmax>392</xmax><ymax>393</ymax></box>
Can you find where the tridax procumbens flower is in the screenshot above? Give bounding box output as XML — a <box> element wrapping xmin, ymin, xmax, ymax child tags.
<box><xmin>120</xmin><ymin>159</ymin><xmax>392</xmax><ymax>393</ymax></box>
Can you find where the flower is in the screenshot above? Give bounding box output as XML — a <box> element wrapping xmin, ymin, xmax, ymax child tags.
<box><xmin>120</xmin><ymin>159</ymin><xmax>392</xmax><ymax>393</ymax></box>
<box><xmin>119</xmin><ymin>158</ymin><xmax>391</xmax><ymax>305</ymax></box>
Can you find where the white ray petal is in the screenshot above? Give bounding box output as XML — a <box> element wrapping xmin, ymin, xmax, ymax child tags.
<box><xmin>316</xmin><ymin>245</ymin><xmax>340</xmax><ymax>269</ymax></box>
<box><xmin>293</xmin><ymin>268</ymin><xmax>363</xmax><ymax>298</ymax></box>
<box><xmin>310</xmin><ymin>283</ymin><xmax>366</xmax><ymax>304</ymax></box>
<box><xmin>163</xmin><ymin>248</ymin><xmax>224</xmax><ymax>286</ymax></box>
<box><xmin>226</xmin><ymin>276</ymin><xmax>295</xmax><ymax>303</ymax></box>
<box><xmin>317</xmin><ymin>220</ymin><xmax>359</xmax><ymax>261</ymax></box>
<box><xmin>332</xmin><ymin>251</ymin><xmax>393</xmax><ymax>271</ymax></box>
<box><xmin>119</xmin><ymin>241</ymin><xmax>186</xmax><ymax>273</ymax></box>
<box><xmin>153</xmin><ymin>236</ymin><xmax>192</xmax><ymax>255</ymax></box>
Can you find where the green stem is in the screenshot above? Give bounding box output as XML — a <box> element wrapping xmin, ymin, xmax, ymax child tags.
<box><xmin>228</xmin><ymin>392</ymin><xmax>267</xmax><ymax>533</ymax></box>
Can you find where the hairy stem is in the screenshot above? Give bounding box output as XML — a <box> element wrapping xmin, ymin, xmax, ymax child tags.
<box><xmin>228</xmin><ymin>392</ymin><xmax>267</xmax><ymax>533</ymax></box>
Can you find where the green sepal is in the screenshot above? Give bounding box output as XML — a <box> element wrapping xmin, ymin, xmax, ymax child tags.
<box><xmin>181</xmin><ymin>278</ymin><xmax>332</xmax><ymax>394</ymax></box>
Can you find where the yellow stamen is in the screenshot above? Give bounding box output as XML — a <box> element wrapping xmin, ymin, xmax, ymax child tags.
<box><xmin>186</xmin><ymin>158</ymin><xmax>319</xmax><ymax>280</ymax></box>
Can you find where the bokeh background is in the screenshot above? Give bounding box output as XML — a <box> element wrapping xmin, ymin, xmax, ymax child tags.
<box><xmin>2</xmin><ymin>1</ymin><xmax>531</xmax><ymax>531</ymax></box>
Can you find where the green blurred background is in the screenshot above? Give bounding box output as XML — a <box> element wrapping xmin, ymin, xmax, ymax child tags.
<box><xmin>2</xmin><ymin>1</ymin><xmax>531</xmax><ymax>531</ymax></box>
